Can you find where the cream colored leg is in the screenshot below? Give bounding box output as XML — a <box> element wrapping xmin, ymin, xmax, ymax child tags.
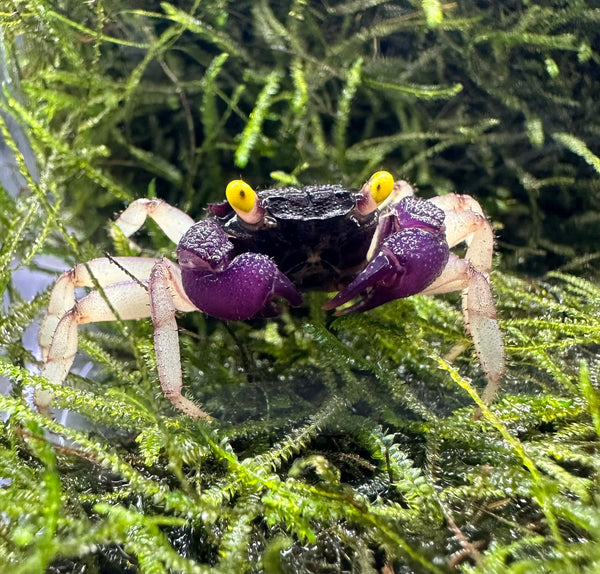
<box><xmin>149</xmin><ymin>258</ymin><xmax>212</xmax><ymax>420</ymax></box>
<box><xmin>38</xmin><ymin>280</ymin><xmax>153</xmax><ymax>409</ymax></box>
<box><xmin>39</xmin><ymin>196</ymin><xmax>199</xmax><ymax>414</ymax></box>
<box><xmin>423</xmin><ymin>255</ymin><xmax>504</xmax><ymax>403</ymax></box>
<box><xmin>112</xmin><ymin>198</ymin><xmax>195</xmax><ymax>244</ymax></box>
<box><xmin>38</xmin><ymin>257</ymin><xmax>207</xmax><ymax>418</ymax></box>
<box><xmin>429</xmin><ymin>194</ymin><xmax>494</xmax><ymax>275</ymax></box>
<box><xmin>39</xmin><ymin>257</ymin><xmax>160</xmax><ymax>360</ymax></box>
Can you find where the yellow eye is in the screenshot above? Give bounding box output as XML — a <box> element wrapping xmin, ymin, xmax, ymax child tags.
<box><xmin>368</xmin><ymin>171</ymin><xmax>394</xmax><ymax>204</ymax></box>
<box><xmin>226</xmin><ymin>180</ymin><xmax>256</xmax><ymax>213</ymax></box>
<box><xmin>225</xmin><ymin>179</ymin><xmax>265</xmax><ymax>224</ymax></box>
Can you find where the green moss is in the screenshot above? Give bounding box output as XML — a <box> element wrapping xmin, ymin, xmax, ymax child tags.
<box><xmin>1</xmin><ymin>1</ymin><xmax>599</xmax><ymax>572</ymax></box>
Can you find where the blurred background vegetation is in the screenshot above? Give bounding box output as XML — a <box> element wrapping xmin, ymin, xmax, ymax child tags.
<box><xmin>0</xmin><ymin>0</ymin><xmax>599</xmax><ymax>572</ymax></box>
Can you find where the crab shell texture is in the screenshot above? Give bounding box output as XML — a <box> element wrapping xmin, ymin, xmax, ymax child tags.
<box><xmin>38</xmin><ymin>174</ymin><xmax>505</xmax><ymax>420</ymax></box>
<box><xmin>177</xmin><ymin>185</ymin><xmax>449</xmax><ymax>320</ymax></box>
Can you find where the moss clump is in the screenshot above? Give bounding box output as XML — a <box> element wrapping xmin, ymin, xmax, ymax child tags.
<box><xmin>1</xmin><ymin>1</ymin><xmax>599</xmax><ymax>572</ymax></box>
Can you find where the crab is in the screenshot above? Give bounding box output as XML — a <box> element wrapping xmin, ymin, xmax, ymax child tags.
<box><xmin>38</xmin><ymin>172</ymin><xmax>504</xmax><ymax>420</ymax></box>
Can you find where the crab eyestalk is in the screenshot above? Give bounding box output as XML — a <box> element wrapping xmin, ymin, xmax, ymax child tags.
<box><xmin>355</xmin><ymin>171</ymin><xmax>395</xmax><ymax>215</ymax></box>
<box><xmin>226</xmin><ymin>180</ymin><xmax>265</xmax><ymax>224</ymax></box>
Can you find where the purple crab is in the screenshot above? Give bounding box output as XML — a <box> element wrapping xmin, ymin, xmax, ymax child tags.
<box><xmin>39</xmin><ymin>172</ymin><xmax>504</xmax><ymax>419</ymax></box>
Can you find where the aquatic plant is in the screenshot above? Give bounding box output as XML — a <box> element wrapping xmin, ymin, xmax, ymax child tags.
<box><xmin>1</xmin><ymin>0</ymin><xmax>599</xmax><ymax>572</ymax></box>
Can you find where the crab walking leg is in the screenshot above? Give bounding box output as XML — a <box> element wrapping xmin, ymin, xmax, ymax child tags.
<box><xmin>37</xmin><ymin>279</ymin><xmax>155</xmax><ymax>409</ymax></box>
<box><xmin>422</xmin><ymin>255</ymin><xmax>505</xmax><ymax>403</ymax></box>
<box><xmin>148</xmin><ymin>258</ymin><xmax>212</xmax><ymax>420</ymax></box>
<box><xmin>40</xmin><ymin>257</ymin><xmax>160</xmax><ymax>360</ymax></box>
<box><xmin>429</xmin><ymin>194</ymin><xmax>494</xmax><ymax>275</ymax></box>
<box><xmin>112</xmin><ymin>198</ymin><xmax>195</xmax><ymax>244</ymax></box>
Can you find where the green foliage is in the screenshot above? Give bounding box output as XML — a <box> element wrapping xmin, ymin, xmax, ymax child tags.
<box><xmin>0</xmin><ymin>0</ymin><xmax>599</xmax><ymax>573</ymax></box>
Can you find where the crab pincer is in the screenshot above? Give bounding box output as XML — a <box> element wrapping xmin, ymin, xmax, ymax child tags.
<box><xmin>323</xmin><ymin>196</ymin><xmax>450</xmax><ymax>314</ymax></box>
<box><xmin>177</xmin><ymin>219</ymin><xmax>301</xmax><ymax>320</ymax></box>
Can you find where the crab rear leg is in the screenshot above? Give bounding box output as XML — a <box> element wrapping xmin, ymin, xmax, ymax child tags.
<box><xmin>422</xmin><ymin>255</ymin><xmax>504</xmax><ymax>403</ymax></box>
<box><xmin>40</xmin><ymin>279</ymin><xmax>153</xmax><ymax>399</ymax></box>
<box><xmin>39</xmin><ymin>257</ymin><xmax>160</xmax><ymax>361</ymax></box>
<box><xmin>111</xmin><ymin>198</ymin><xmax>195</xmax><ymax>243</ymax></box>
<box><xmin>38</xmin><ymin>276</ymin><xmax>155</xmax><ymax>411</ymax></box>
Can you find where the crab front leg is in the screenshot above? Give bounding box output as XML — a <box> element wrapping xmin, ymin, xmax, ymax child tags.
<box><xmin>148</xmin><ymin>259</ymin><xmax>212</xmax><ymax>419</ymax></box>
<box><xmin>426</xmin><ymin>193</ymin><xmax>504</xmax><ymax>401</ymax></box>
<box><xmin>39</xmin><ymin>257</ymin><xmax>212</xmax><ymax>419</ymax></box>
<box><xmin>325</xmin><ymin>192</ymin><xmax>504</xmax><ymax>403</ymax></box>
<box><xmin>422</xmin><ymin>256</ymin><xmax>504</xmax><ymax>403</ymax></box>
<box><xmin>429</xmin><ymin>193</ymin><xmax>494</xmax><ymax>274</ymax></box>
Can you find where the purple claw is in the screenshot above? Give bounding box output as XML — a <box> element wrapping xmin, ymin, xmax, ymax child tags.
<box><xmin>177</xmin><ymin>220</ymin><xmax>301</xmax><ymax>320</ymax></box>
<box><xmin>322</xmin><ymin>245</ymin><xmax>404</xmax><ymax>314</ymax></box>
<box><xmin>324</xmin><ymin>197</ymin><xmax>450</xmax><ymax>315</ymax></box>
